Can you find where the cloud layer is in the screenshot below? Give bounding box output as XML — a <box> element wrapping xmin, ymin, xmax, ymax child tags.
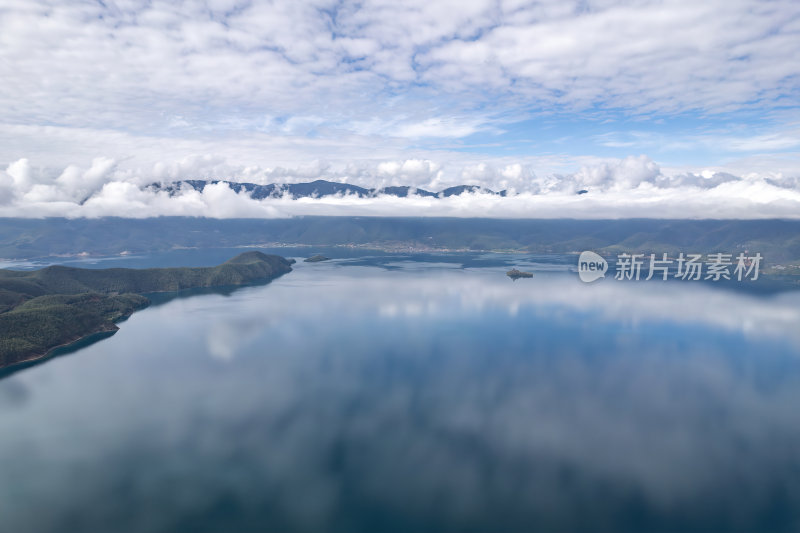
<box><xmin>3</xmin><ymin>0</ymin><xmax>798</xmax><ymax>128</ymax></box>
<box><xmin>2</xmin><ymin>155</ymin><xmax>799</xmax><ymax>219</ymax></box>
<box><xmin>1</xmin><ymin>0</ymin><xmax>799</xmax><ymax>218</ymax></box>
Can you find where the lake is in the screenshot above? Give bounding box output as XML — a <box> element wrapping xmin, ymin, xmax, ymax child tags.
<box><xmin>1</xmin><ymin>250</ymin><xmax>800</xmax><ymax>532</ymax></box>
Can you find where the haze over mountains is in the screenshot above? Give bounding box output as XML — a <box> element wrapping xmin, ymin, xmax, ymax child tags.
<box><xmin>3</xmin><ymin>217</ymin><xmax>800</xmax><ymax>265</ymax></box>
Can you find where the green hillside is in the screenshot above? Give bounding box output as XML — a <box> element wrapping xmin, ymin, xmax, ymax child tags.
<box><xmin>0</xmin><ymin>252</ymin><xmax>293</xmax><ymax>369</ymax></box>
<box><xmin>0</xmin><ymin>293</ymin><xmax>149</xmax><ymax>368</ymax></box>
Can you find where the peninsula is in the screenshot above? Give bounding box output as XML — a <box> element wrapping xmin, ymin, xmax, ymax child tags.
<box><xmin>0</xmin><ymin>251</ymin><xmax>293</xmax><ymax>369</ymax></box>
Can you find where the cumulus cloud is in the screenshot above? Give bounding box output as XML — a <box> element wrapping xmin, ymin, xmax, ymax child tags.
<box><xmin>0</xmin><ymin>1</ymin><xmax>798</xmax><ymax>219</ymax></box>
<box><xmin>572</xmin><ymin>156</ymin><xmax>661</xmax><ymax>190</ymax></box>
<box><xmin>1</xmin><ymin>155</ymin><xmax>799</xmax><ymax>219</ymax></box>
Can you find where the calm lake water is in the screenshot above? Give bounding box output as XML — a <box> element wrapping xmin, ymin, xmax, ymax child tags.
<box><xmin>2</xmin><ymin>251</ymin><xmax>800</xmax><ymax>532</ymax></box>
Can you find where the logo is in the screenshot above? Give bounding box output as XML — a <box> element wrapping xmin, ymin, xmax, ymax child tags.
<box><xmin>578</xmin><ymin>251</ymin><xmax>608</xmax><ymax>283</ymax></box>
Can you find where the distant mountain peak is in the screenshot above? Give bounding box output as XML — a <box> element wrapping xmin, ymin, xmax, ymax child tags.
<box><xmin>149</xmin><ymin>179</ymin><xmax>506</xmax><ymax>199</ymax></box>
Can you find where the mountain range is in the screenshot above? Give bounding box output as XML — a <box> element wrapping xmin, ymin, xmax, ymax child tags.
<box><xmin>3</xmin><ymin>217</ymin><xmax>800</xmax><ymax>265</ymax></box>
<box><xmin>149</xmin><ymin>179</ymin><xmax>510</xmax><ymax>198</ymax></box>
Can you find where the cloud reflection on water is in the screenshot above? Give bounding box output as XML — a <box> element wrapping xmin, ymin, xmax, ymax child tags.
<box><xmin>1</xmin><ymin>264</ymin><xmax>799</xmax><ymax>532</ymax></box>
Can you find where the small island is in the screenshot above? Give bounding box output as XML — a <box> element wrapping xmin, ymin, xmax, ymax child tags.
<box><xmin>507</xmin><ymin>268</ymin><xmax>533</xmax><ymax>280</ymax></box>
<box><xmin>304</xmin><ymin>254</ymin><xmax>330</xmax><ymax>263</ymax></box>
<box><xmin>0</xmin><ymin>251</ymin><xmax>293</xmax><ymax>370</ymax></box>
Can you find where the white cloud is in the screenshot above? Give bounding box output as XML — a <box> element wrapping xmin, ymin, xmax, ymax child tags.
<box><xmin>0</xmin><ymin>0</ymin><xmax>798</xmax><ymax>218</ymax></box>
<box><xmin>1</xmin><ymin>0</ymin><xmax>797</xmax><ymax>134</ymax></box>
<box><xmin>1</xmin><ymin>155</ymin><xmax>799</xmax><ymax>219</ymax></box>
<box><xmin>6</xmin><ymin>158</ymin><xmax>34</xmax><ymax>190</ymax></box>
<box><xmin>570</xmin><ymin>155</ymin><xmax>661</xmax><ymax>191</ymax></box>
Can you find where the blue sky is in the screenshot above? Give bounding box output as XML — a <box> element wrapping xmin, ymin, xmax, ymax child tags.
<box><xmin>0</xmin><ymin>0</ymin><xmax>799</xmax><ymax>217</ymax></box>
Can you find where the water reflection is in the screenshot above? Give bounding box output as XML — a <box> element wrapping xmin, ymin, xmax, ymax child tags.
<box><xmin>1</xmin><ymin>262</ymin><xmax>799</xmax><ymax>532</ymax></box>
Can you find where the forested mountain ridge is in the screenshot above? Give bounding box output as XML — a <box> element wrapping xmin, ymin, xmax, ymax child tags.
<box><xmin>0</xmin><ymin>252</ymin><xmax>293</xmax><ymax>369</ymax></box>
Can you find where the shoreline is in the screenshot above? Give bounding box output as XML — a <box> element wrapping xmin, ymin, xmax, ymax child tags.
<box><xmin>0</xmin><ymin>325</ymin><xmax>122</xmax><ymax>376</ymax></box>
<box><xmin>0</xmin><ymin>263</ymin><xmax>294</xmax><ymax>374</ymax></box>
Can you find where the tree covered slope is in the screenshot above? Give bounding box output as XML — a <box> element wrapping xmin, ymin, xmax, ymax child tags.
<box><xmin>0</xmin><ymin>252</ymin><xmax>293</xmax><ymax>369</ymax></box>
